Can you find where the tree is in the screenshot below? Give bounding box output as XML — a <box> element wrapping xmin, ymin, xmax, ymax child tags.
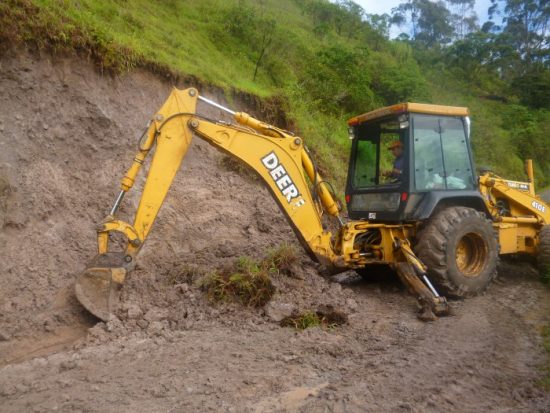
<box><xmin>365</xmin><ymin>13</ymin><xmax>392</xmax><ymax>39</ymax></box>
<box><xmin>486</xmin><ymin>0</ymin><xmax>550</xmax><ymax>106</ymax></box>
<box><xmin>511</xmin><ymin>64</ymin><xmax>550</xmax><ymax>107</ymax></box>
<box><xmin>489</xmin><ymin>0</ymin><xmax>550</xmax><ymax>65</ymax></box>
<box><xmin>392</xmin><ymin>0</ymin><xmax>455</xmax><ymax>46</ymax></box>
<box><xmin>446</xmin><ymin>0</ymin><xmax>479</xmax><ymax>39</ymax></box>
<box><xmin>392</xmin><ymin>0</ymin><xmax>422</xmax><ymax>38</ymax></box>
<box><xmin>416</xmin><ymin>0</ymin><xmax>455</xmax><ymax>45</ymax></box>
<box><xmin>304</xmin><ymin>47</ymin><xmax>376</xmax><ymax>115</ymax></box>
<box><xmin>445</xmin><ymin>31</ymin><xmax>497</xmax><ymax>79</ymax></box>
<box><xmin>305</xmin><ymin>0</ymin><xmax>365</xmax><ymax>40</ymax></box>
<box><xmin>253</xmin><ymin>17</ymin><xmax>276</xmax><ymax>81</ymax></box>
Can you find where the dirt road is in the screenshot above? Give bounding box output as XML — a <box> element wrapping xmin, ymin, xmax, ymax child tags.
<box><xmin>0</xmin><ymin>51</ymin><xmax>548</xmax><ymax>412</ymax></box>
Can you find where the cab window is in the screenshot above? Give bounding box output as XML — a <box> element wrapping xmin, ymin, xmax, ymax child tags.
<box><xmin>412</xmin><ymin>115</ymin><xmax>474</xmax><ymax>191</ymax></box>
<box><xmin>352</xmin><ymin>117</ymin><xmax>406</xmax><ymax>188</ymax></box>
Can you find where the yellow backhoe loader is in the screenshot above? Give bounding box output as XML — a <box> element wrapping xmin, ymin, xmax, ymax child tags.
<box><xmin>74</xmin><ymin>88</ymin><xmax>550</xmax><ymax>322</ymax></box>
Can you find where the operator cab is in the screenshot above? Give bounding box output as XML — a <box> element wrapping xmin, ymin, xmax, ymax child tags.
<box><xmin>346</xmin><ymin>103</ymin><xmax>481</xmax><ymax>222</ymax></box>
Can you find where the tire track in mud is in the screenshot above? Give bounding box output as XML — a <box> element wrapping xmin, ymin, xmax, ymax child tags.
<box><xmin>0</xmin><ymin>325</ymin><xmax>89</xmax><ymax>367</ymax></box>
<box><xmin>0</xmin><ymin>286</ymin><xmax>96</xmax><ymax>367</ymax></box>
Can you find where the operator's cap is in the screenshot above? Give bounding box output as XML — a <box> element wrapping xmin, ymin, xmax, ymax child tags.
<box><xmin>388</xmin><ymin>140</ymin><xmax>403</xmax><ymax>150</ymax></box>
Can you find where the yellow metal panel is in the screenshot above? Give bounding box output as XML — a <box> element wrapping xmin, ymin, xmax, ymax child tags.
<box><xmin>498</xmin><ymin>225</ymin><xmax>519</xmax><ymax>254</ymax></box>
<box><xmin>495</xmin><ymin>223</ymin><xmax>538</xmax><ymax>254</ymax></box>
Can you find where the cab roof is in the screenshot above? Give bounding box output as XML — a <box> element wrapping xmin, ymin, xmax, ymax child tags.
<box><xmin>347</xmin><ymin>102</ymin><xmax>470</xmax><ymax>126</ymax></box>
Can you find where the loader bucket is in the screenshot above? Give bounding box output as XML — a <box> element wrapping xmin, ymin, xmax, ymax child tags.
<box><xmin>75</xmin><ymin>253</ymin><xmax>128</xmax><ymax>321</ymax></box>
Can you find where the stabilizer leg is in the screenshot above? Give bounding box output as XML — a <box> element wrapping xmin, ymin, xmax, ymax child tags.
<box><xmin>392</xmin><ymin>238</ymin><xmax>451</xmax><ymax>321</ymax></box>
<box><xmin>394</xmin><ymin>262</ymin><xmax>450</xmax><ymax>321</ymax></box>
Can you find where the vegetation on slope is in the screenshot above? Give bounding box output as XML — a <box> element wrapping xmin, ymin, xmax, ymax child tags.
<box><xmin>0</xmin><ymin>0</ymin><xmax>548</xmax><ymax>188</ymax></box>
<box><xmin>199</xmin><ymin>245</ymin><xmax>298</xmax><ymax>307</ymax></box>
<box><xmin>0</xmin><ymin>0</ymin><xmax>426</xmax><ymax>188</ymax></box>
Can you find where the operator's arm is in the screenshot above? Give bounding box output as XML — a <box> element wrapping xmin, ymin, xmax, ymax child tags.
<box><xmin>382</xmin><ymin>157</ymin><xmax>403</xmax><ymax>180</ymax></box>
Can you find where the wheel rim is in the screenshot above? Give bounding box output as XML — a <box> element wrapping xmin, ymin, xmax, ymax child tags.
<box><xmin>455</xmin><ymin>232</ymin><xmax>488</xmax><ymax>277</ymax></box>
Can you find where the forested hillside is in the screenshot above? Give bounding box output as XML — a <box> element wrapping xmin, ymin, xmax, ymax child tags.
<box><xmin>1</xmin><ymin>0</ymin><xmax>548</xmax><ymax>188</ymax></box>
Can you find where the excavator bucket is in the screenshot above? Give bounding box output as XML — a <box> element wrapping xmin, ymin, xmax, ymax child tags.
<box><xmin>75</xmin><ymin>252</ymin><xmax>128</xmax><ymax>321</ymax></box>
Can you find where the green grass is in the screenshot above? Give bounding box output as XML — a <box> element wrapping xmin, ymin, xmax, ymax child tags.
<box><xmin>200</xmin><ymin>256</ymin><xmax>276</xmax><ymax>307</ymax></box>
<box><xmin>280</xmin><ymin>307</ymin><xmax>347</xmax><ymax>330</ymax></box>
<box><xmin>199</xmin><ymin>244</ymin><xmax>300</xmax><ymax>307</ymax></box>
<box><xmin>24</xmin><ymin>0</ymin><xmax>308</xmax><ymax>95</ymax></box>
<box><xmin>264</xmin><ymin>243</ymin><xmax>299</xmax><ymax>277</ymax></box>
<box><xmin>280</xmin><ymin>311</ymin><xmax>322</xmax><ymax>329</ymax></box>
<box><xmin>2</xmin><ymin>0</ymin><xmax>549</xmax><ymax>190</ymax></box>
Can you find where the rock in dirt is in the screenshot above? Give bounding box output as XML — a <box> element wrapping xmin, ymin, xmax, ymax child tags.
<box><xmin>106</xmin><ymin>317</ymin><xmax>123</xmax><ymax>332</ymax></box>
<box><xmin>0</xmin><ymin>329</ymin><xmax>11</xmax><ymax>341</ymax></box>
<box><xmin>136</xmin><ymin>319</ymin><xmax>149</xmax><ymax>330</ymax></box>
<box><xmin>144</xmin><ymin>307</ymin><xmax>169</xmax><ymax>322</ymax></box>
<box><xmin>147</xmin><ymin>321</ymin><xmax>165</xmax><ymax>335</ymax></box>
<box><xmin>264</xmin><ymin>302</ymin><xmax>295</xmax><ymax>322</ymax></box>
<box><xmin>125</xmin><ymin>303</ymin><xmax>142</xmax><ymax>320</ymax></box>
<box><xmin>346</xmin><ymin>298</ymin><xmax>359</xmax><ymax>312</ymax></box>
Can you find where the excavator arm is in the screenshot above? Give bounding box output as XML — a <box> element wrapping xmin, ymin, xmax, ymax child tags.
<box><xmin>75</xmin><ymin>88</ymin><xmax>346</xmax><ymax>320</ymax></box>
<box><xmin>75</xmin><ymin>87</ymin><xmax>449</xmax><ymax>322</ymax></box>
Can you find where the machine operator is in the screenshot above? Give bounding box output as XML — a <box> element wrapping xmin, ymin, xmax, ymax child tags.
<box><xmin>382</xmin><ymin>140</ymin><xmax>404</xmax><ymax>181</ymax></box>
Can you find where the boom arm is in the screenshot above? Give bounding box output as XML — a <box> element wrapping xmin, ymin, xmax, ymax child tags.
<box><xmin>96</xmin><ymin>88</ymin><xmax>344</xmax><ymax>271</ymax></box>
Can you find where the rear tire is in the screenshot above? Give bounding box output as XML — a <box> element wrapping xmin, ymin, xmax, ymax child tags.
<box><xmin>537</xmin><ymin>225</ymin><xmax>550</xmax><ymax>281</ymax></box>
<box><xmin>414</xmin><ymin>206</ymin><xmax>498</xmax><ymax>297</ymax></box>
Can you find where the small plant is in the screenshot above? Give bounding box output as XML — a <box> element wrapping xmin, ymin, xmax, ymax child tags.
<box><xmin>200</xmin><ymin>256</ymin><xmax>275</xmax><ymax>307</ymax></box>
<box><xmin>280</xmin><ymin>306</ymin><xmax>347</xmax><ymax>330</ymax></box>
<box><xmin>265</xmin><ymin>243</ymin><xmax>299</xmax><ymax>276</ymax></box>
<box><xmin>280</xmin><ymin>311</ymin><xmax>322</xmax><ymax>330</ymax></box>
<box><xmin>200</xmin><ymin>243</ymin><xmax>301</xmax><ymax>307</ymax></box>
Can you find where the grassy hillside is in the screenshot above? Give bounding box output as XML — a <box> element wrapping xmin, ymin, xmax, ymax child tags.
<box><xmin>1</xmin><ymin>0</ymin><xmax>548</xmax><ymax>189</ymax></box>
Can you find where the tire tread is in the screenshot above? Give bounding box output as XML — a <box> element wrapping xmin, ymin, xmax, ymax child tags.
<box><xmin>415</xmin><ymin>206</ymin><xmax>498</xmax><ymax>297</ymax></box>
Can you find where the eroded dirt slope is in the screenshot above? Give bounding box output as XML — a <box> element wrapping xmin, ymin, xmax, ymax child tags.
<box><xmin>0</xmin><ymin>50</ymin><xmax>297</xmax><ymax>343</ymax></box>
<box><xmin>0</xmin><ymin>51</ymin><xmax>549</xmax><ymax>412</ymax></box>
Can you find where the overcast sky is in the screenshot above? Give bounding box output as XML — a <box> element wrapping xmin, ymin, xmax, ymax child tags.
<box><xmin>355</xmin><ymin>0</ymin><xmax>494</xmax><ymax>37</ymax></box>
<box><xmin>355</xmin><ymin>0</ymin><xmax>492</xmax><ymax>21</ymax></box>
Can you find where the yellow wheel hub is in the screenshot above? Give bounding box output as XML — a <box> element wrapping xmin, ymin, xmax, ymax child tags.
<box><xmin>455</xmin><ymin>232</ymin><xmax>488</xmax><ymax>277</ymax></box>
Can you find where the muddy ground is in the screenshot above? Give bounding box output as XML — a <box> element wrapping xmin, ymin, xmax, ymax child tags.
<box><xmin>0</xmin><ymin>51</ymin><xmax>549</xmax><ymax>412</ymax></box>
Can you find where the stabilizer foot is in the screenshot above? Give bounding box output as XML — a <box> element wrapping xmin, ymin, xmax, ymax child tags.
<box><xmin>394</xmin><ymin>262</ymin><xmax>451</xmax><ymax>321</ymax></box>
